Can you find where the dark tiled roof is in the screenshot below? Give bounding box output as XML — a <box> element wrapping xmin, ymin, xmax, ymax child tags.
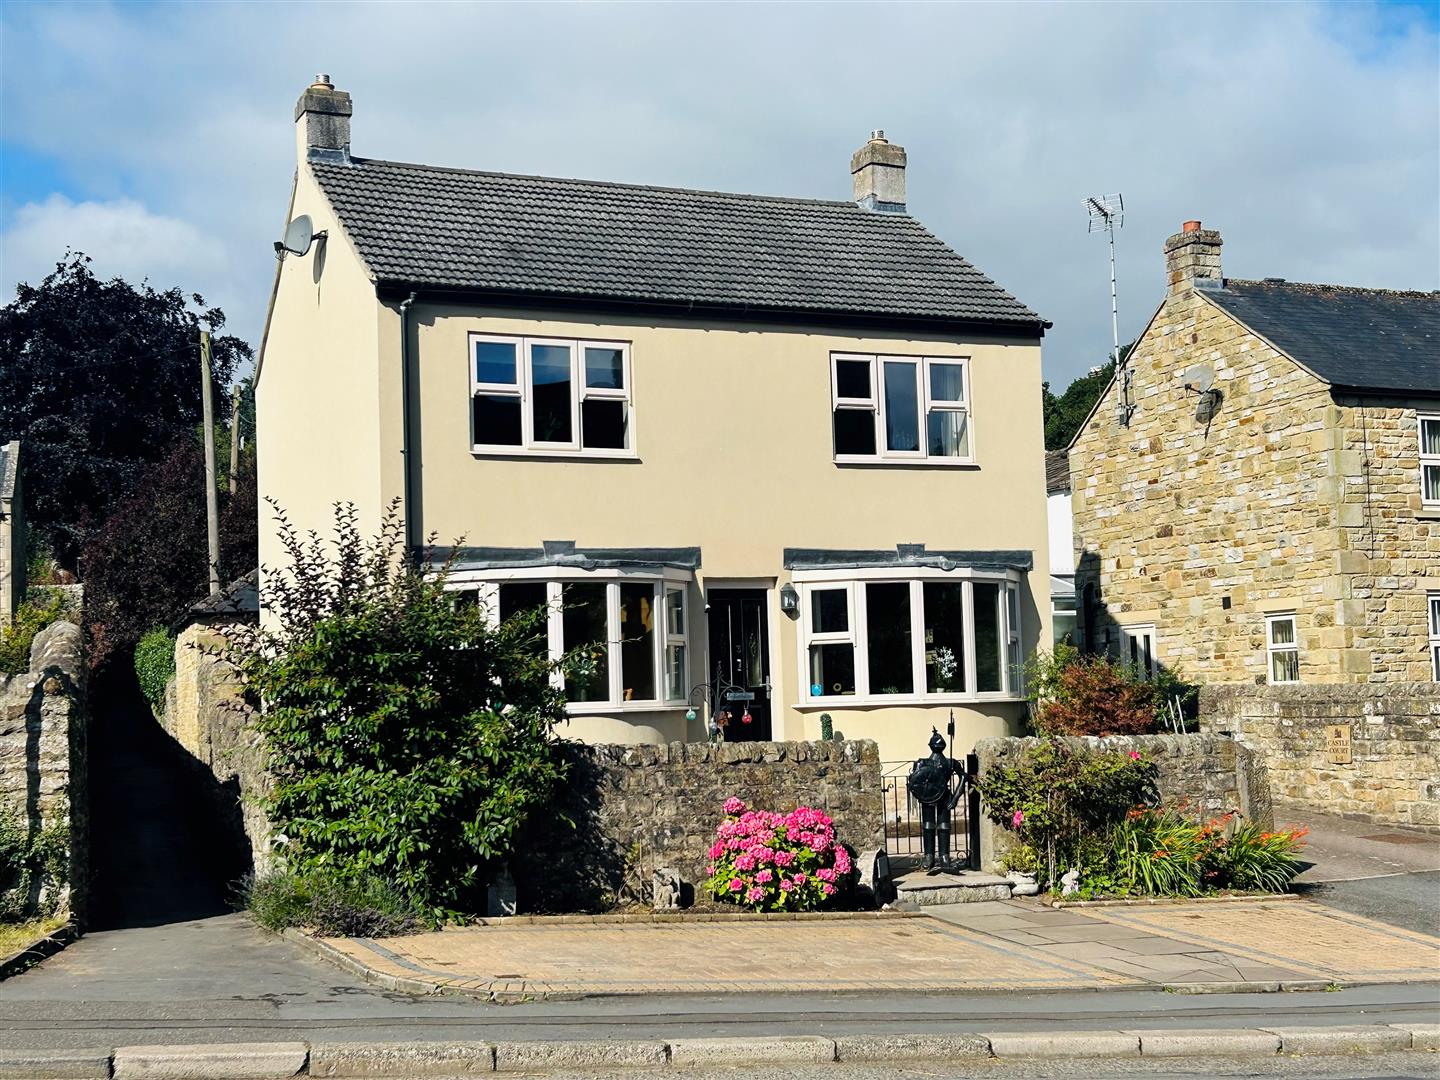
<box><xmin>0</xmin><ymin>441</ymin><xmax>16</xmax><ymax>501</ymax></box>
<box><xmin>1044</xmin><ymin>449</ymin><xmax>1070</xmax><ymax>495</ymax></box>
<box><xmin>185</xmin><ymin>569</ymin><xmax>259</xmax><ymax>622</ymax></box>
<box><xmin>311</xmin><ymin>158</ymin><xmax>1045</xmax><ymax>329</ymax></box>
<box><xmin>1204</xmin><ymin>280</ymin><xmax>1440</xmax><ymax>395</ymax></box>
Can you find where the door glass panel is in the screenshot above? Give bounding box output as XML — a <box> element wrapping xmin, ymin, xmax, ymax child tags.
<box><xmin>584</xmin><ymin>346</ymin><xmax>625</xmax><ymax>390</ymax></box>
<box><xmin>473</xmin><ymin>395</ymin><xmax>522</xmax><ymax>446</ymax></box>
<box><xmin>923</xmin><ymin>582</ymin><xmax>966</xmax><ymax>693</ymax></box>
<box><xmin>811</xmin><ymin>588</ymin><xmax>849</xmax><ymax>635</ymax></box>
<box><xmin>562</xmin><ymin>582</ymin><xmax>608</xmax><ymax>702</ymax></box>
<box><xmin>973</xmin><ymin>582</ymin><xmax>1002</xmax><ymax>692</ymax></box>
<box><xmin>581</xmin><ymin>399</ymin><xmax>627</xmax><ymax>450</ymax></box>
<box><xmin>619</xmin><ymin>583</ymin><xmax>656</xmax><ymax>701</ymax></box>
<box><xmin>835</xmin><ymin>359</ymin><xmax>872</xmax><ymax>400</ymax></box>
<box><xmin>929</xmin><ymin>362</ymin><xmax>965</xmax><ymax>402</ymax></box>
<box><xmin>809</xmin><ymin>643</ymin><xmax>855</xmax><ymax>696</ymax></box>
<box><xmin>530</xmin><ymin>344</ymin><xmax>573</xmax><ymax>444</ymax></box>
<box><xmin>475</xmin><ymin>340</ymin><xmax>517</xmax><ymax>385</ymax></box>
<box><xmin>883</xmin><ymin>361</ymin><xmax>920</xmax><ymax>452</ymax></box>
<box><xmin>926</xmin><ymin>410</ymin><xmax>969</xmax><ymax>457</ymax></box>
<box><xmin>834</xmin><ymin>408</ymin><xmax>876</xmax><ymax>456</ymax></box>
<box><xmin>865</xmin><ymin>582</ymin><xmax>913</xmax><ymax>694</ymax></box>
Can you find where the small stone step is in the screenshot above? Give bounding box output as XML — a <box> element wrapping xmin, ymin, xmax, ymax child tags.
<box><xmin>893</xmin><ymin>870</ymin><xmax>1013</xmax><ymax>906</ymax></box>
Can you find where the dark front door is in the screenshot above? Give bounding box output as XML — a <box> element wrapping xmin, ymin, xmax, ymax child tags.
<box><xmin>706</xmin><ymin>589</ymin><xmax>771</xmax><ymax>742</ymax></box>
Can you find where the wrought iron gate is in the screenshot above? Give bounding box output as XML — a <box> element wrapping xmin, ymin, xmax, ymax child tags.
<box><xmin>880</xmin><ymin>753</ymin><xmax>980</xmax><ymax>868</ymax></box>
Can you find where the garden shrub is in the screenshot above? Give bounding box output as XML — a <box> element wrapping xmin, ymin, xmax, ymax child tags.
<box><xmin>133</xmin><ymin>627</ymin><xmax>176</xmax><ymax>708</ymax></box>
<box><xmin>1200</xmin><ymin>817</ymin><xmax>1308</xmax><ymax>893</ymax></box>
<box><xmin>0</xmin><ymin>594</ymin><xmax>66</xmax><ymax>676</ymax></box>
<box><xmin>0</xmin><ymin>806</ymin><xmax>69</xmax><ymax>920</ymax></box>
<box><xmin>241</xmin><ymin>869</ymin><xmax>422</xmax><ymax>937</ymax></box>
<box><xmin>223</xmin><ymin>501</ymin><xmax>572</xmax><ymax>923</ymax></box>
<box><xmin>1111</xmin><ymin>808</ymin><xmax>1207</xmax><ymax>897</ymax></box>
<box><xmin>1036</xmin><ymin>654</ymin><xmax>1157</xmax><ymax>736</ymax></box>
<box><xmin>706</xmin><ymin>799</ymin><xmax>854</xmax><ymax>912</ymax></box>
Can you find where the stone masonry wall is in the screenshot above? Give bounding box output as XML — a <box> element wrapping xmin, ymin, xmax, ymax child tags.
<box><xmin>515</xmin><ymin>739</ymin><xmax>884</xmax><ymax>913</ymax></box>
<box><xmin>1071</xmin><ymin>284</ymin><xmax>1439</xmax><ymax>684</ymax></box>
<box><xmin>973</xmin><ymin>733</ymin><xmax>1272</xmax><ymax>873</ymax></box>
<box><xmin>1201</xmin><ymin>683</ymin><xmax>1440</xmax><ymax>830</ymax></box>
<box><xmin>0</xmin><ymin>621</ymin><xmax>87</xmax><ymax>919</ymax></box>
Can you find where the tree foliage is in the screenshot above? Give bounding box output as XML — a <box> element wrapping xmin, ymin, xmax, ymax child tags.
<box><xmin>0</xmin><ymin>253</ymin><xmax>251</xmax><ymax>566</ymax></box>
<box><xmin>223</xmin><ymin>502</ymin><xmax>572</xmax><ymax>921</ymax></box>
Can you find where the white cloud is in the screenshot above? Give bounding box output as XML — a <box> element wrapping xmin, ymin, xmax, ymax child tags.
<box><xmin>0</xmin><ymin>1</ymin><xmax>1435</xmax><ymax>385</ymax></box>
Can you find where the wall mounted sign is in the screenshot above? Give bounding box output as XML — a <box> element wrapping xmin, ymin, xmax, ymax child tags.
<box><xmin>1325</xmin><ymin>724</ymin><xmax>1352</xmax><ymax>765</ymax></box>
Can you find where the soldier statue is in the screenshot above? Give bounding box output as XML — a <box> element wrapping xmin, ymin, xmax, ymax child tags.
<box><xmin>905</xmin><ymin>727</ymin><xmax>969</xmax><ymax>872</ymax></box>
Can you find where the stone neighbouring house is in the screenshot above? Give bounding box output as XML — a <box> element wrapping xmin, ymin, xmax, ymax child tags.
<box><xmin>0</xmin><ymin>441</ymin><xmax>23</xmax><ymax>630</ymax></box>
<box><xmin>1070</xmin><ymin>221</ymin><xmax>1440</xmax><ymax>686</ymax></box>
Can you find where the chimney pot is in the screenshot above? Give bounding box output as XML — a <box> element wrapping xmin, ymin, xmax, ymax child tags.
<box><xmin>851</xmin><ymin>130</ymin><xmax>907</xmax><ymax>214</ymax></box>
<box><xmin>1183</xmin><ymin>219</ymin><xmax>1202</xmax><ymax>233</ymax></box>
<box><xmin>312</xmin><ymin>74</ymin><xmax>334</xmax><ymax>90</ymax></box>
<box><xmin>1164</xmin><ymin>222</ymin><xmax>1223</xmax><ymax>297</ymax></box>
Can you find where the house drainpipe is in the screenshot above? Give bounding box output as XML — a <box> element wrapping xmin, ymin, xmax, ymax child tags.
<box><xmin>399</xmin><ymin>291</ymin><xmax>418</xmax><ymax>556</ymax></box>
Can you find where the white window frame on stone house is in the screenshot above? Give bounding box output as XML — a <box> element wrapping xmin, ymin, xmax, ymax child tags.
<box><xmin>1265</xmin><ymin>612</ymin><xmax>1300</xmax><ymax>684</ymax></box>
<box><xmin>1420</xmin><ymin>413</ymin><xmax>1440</xmax><ymax>509</ymax></box>
<box><xmin>468</xmin><ymin>333</ymin><xmax>635</xmax><ymax>458</ymax></box>
<box><xmin>830</xmin><ymin>353</ymin><xmax>975</xmax><ymax>465</ymax></box>
<box><xmin>1429</xmin><ymin>593</ymin><xmax>1440</xmax><ymax>682</ymax></box>
<box><xmin>1116</xmin><ymin>623</ymin><xmax>1158</xmax><ymax>680</ymax></box>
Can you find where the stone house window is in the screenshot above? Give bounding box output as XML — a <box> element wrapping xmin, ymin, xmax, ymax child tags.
<box><xmin>1265</xmin><ymin>612</ymin><xmax>1300</xmax><ymax>684</ymax></box>
<box><xmin>1421</xmin><ymin>414</ymin><xmax>1440</xmax><ymax>508</ymax></box>
<box><xmin>830</xmin><ymin>353</ymin><xmax>973</xmax><ymax>464</ymax></box>
<box><xmin>795</xmin><ymin>572</ymin><xmax>1021</xmax><ymax>703</ymax></box>
<box><xmin>470</xmin><ymin>334</ymin><xmax>633</xmax><ymax>456</ymax></box>
<box><xmin>1117</xmin><ymin>623</ymin><xmax>1158</xmax><ymax>680</ymax></box>
<box><xmin>1429</xmin><ymin>593</ymin><xmax>1440</xmax><ymax>682</ymax></box>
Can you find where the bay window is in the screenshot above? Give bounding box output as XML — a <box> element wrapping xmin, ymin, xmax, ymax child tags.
<box><xmin>453</xmin><ymin>575</ymin><xmax>688</xmax><ymax>709</ymax></box>
<box><xmin>470</xmin><ymin>333</ymin><xmax>632</xmax><ymax>455</ymax></box>
<box><xmin>832</xmin><ymin>353</ymin><xmax>972</xmax><ymax>463</ymax></box>
<box><xmin>799</xmin><ymin>573</ymin><xmax>1022</xmax><ymax>702</ymax></box>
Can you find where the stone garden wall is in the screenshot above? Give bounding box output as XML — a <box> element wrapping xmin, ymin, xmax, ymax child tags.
<box><xmin>0</xmin><ymin>621</ymin><xmax>87</xmax><ymax>920</ymax></box>
<box><xmin>1201</xmin><ymin>683</ymin><xmax>1440</xmax><ymax>830</ymax></box>
<box><xmin>515</xmin><ymin>739</ymin><xmax>885</xmax><ymax>913</ymax></box>
<box><xmin>973</xmin><ymin>733</ymin><xmax>1272</xmax><ymax>873</ymax></box>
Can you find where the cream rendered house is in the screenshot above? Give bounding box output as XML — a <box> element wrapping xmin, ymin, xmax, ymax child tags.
<box><xmin>257</xmin><ymin>78</ymin><xmax>1052</xmax><ymax>762</ymax></box>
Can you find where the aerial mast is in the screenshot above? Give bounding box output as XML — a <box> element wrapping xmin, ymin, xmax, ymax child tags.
<box><xmin>1086</xmin><ymin>194</ymin><xmax>1129</xmax><ymax>426</ymax></box>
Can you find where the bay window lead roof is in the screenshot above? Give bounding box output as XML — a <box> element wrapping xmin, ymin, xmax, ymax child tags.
<box><xmin>784</xmin><ymin>546</ymin><xmax>1033</xmax><ymax>573</ymax></box>
<box><xmin>438</xmin><ymin>544</ymin><xmax>702</xmax><ymax>573</ymax></box>
<box><xmin>310</xmin><ymin>158</ymin><xmax>1046</xmax><ymax>331</ymax></box>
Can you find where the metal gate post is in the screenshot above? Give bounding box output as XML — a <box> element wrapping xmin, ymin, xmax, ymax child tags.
<box><xmin>966</xmin><ymin>752</ymin><xmax>981</xmax><ymax>870</ymax></box>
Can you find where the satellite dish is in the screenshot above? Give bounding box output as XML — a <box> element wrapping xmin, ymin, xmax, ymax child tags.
<box><xmin>1182</xmin><ymin>363</ymin><xmax>1214</xmax><ymax>393</ymax></box>
<box><xmin>280</xmin><ymin>215</ymin><xmax>316</xmax><ymax>257</ymax></box>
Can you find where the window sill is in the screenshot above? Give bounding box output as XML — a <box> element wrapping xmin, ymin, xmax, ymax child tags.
<box><xmin>1417</xmin><ymin>508</ymin><xmax>1440</xmax><ymax>521</ymax></box>
<box><xmin>834</xmin><ymin>456</ymin><xmax>978</xmax><ymax>468</ymax></box>
<box><xmin>471</xmin><ymin>447</ymin><xmax>639</xmax><ymax>462</ymax></box>
<box><xmin>793</xmin><ymin>693</ymin><xmax>1023</xmax><ymax>709</ymax></box>
<box><xmin>565</xmin><ymin>701</ymin><xmax>688</xmax><ymax>716</ymax></box>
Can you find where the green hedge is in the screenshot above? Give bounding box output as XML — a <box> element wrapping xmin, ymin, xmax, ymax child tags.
<box><xmin>133</xmin><ymin>627</ymin><xmax>177</xmax><ymax>707</ymax></box>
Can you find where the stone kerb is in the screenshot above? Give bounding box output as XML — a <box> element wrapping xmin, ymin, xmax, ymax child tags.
<box><xmin>972</xmin><ymin>733</ymin><xmax>1272</xmax><ymax>873</ymax></box>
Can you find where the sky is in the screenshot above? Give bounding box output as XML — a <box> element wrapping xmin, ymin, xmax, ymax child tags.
<box><xmin>1</xmin><ymin>1</ymin><xmax>1436</xmax><ymax>389</ymax></box>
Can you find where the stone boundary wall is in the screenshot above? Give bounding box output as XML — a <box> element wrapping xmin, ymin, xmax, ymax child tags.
<box><xmin>515</xmin><ymin>739</ymin><xmax>884</xmax><ymax>913</ymax></box>
<box><xmin>0</xmin><ymin>620</ymin><xmax>87</xmax><ymax>921</ymax></box>
<box><xmin>972</xmin><ymin>733</ymin><xmax>1272</xmax><ymax>873</ymax></box>
<box><xmin>1201</xmin><ymin>683</ymin><xmax>1440</xmax><ymax>830</ymax></box>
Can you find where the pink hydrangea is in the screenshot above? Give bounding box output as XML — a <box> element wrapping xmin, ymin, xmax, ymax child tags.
<box><xmin>772</xmin><ymin>849</ymin><xmax>795</xmax><ymax>868</ymax></box>
<box><xmin>734</xmin><ymin>854</ymin><xmax>756</xmax><ymax>872</ymax></box>
<box><xmin>724</xmin><ymin>797</ymin><xmax>746</xmax><ymax>815</ymax></box>
<box><xmin>728</xmin><ymin>878</ymin><xmax>743</xmax><ymax>892</ymax></box>
<box><xmin>821</xmin><ymin>883</ymin><xmax>836</xmax><ymax>896</ymax></box>
<box><xmin>755</xmin><ymin>869</ymin><xmax>774</xmax><ymax>884</ymax></box>
<box><xmin>1012</xmin><ymin>810</ymin><xmax>1024</xmax><ymax>828</ymax></box>
<box><xmin>833</xmin><ymin>847</ymin><xmax>853</xmax><ymax>875</ymax></box>
<box><xmin>778</xmin><ymin>879</ymin><xmax>793</xmax><ymax>892</ymax></box>
<box><xmin>746</xmin><ymin>886</ymin><xmax>764</xmax><ymax>903</ymax></box>
<box><xmin>816</xmin><ymin>867</ymin><xmax>835</xmax><ymax>883</ymax></box>
<box><xmin>792</xmin><ymin>872</ymin><xmax>807</xmax><ymax>885</ymax></box>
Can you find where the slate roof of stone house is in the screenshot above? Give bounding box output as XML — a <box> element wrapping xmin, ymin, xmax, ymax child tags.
<box><xmin>1203</xmin><ymin>280</ymin><xmax>1440</xmax><ymax>395</ymax></box>
<box><xmin>1044</xmin><ymin>449</ymin><xmax>1070</xmax><ymax>495</ymax></box>
<box><xmin>0</xmin><ymin>441</ymin><xmax>16</xmax><ymax>502</ymax></box>
<box><xmin>182</xmin><ymin>569</ymin><xmax>259</xmax><ymax>626</ymax></box>
<box><xmin>310</xmin><ymin>158</ymin><xmax>1046</xmax><ymax>329</ymax></box>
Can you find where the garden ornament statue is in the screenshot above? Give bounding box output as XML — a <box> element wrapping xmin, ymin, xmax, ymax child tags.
<box><xmin>905</xmin><ymin>727</ymin><xmax>969</xmax><ymax>872</ymax></box>
<box><xmin>1060</xmin><ymin>867</ymin><xmax>1081</xmax><ymax>896</ymax></box>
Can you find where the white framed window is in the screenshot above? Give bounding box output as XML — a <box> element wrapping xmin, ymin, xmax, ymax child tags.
<box><xmin>469</xmin><ymin>333</ymin><xmax>633</xmax><ymax>456</ymax></box>
<box><xmin>1265</xmin><ymin>612</ymin><xmax>1300</xmax><ymax>684</ymax></box>
<box><xmin>1117</xmin><ymin>624</ymin><xmax>1158</xmax><ymax>679</ymax></box>
<box><xmin>796</xmin><ymin>571</ymin><xmax>1021</xmax><ymax>704</ymax></box>
<box><xmin>449</xmin><ymin>572</ymin><xmax>688</xmax><ymax>710</ymax></box>
<box><xmin>831</xmin><ymin>353</ymin><xmax>973</xmax><ymax>464</ymax></box>
<box><xmin>1420</xmin><ymin>414</ymin><xmax>1440</xmax><ymax>508</ymax></box>
<box><xmin>1428</xmin><ymin>593</ymin><xmax>1440</xmax><ymax>682</ymax></box>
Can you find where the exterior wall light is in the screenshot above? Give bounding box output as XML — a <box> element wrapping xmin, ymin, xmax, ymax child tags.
<box><xmin>780</xmin><ymin>583</ymin><xmax>800</xmax><ymax>617</ymax></box>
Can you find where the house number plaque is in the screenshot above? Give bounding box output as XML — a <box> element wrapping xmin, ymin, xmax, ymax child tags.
<box><xmin>1325</xmin><ymin>724</ymin><xmax>1352</xmax><ymax>765</ymax></box>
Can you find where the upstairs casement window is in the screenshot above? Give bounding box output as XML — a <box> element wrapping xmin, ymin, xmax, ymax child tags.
<box><xmin>831</xmin><ymin>354</ymin><xmax>972</xmax><ymax>464</ymax></box>
<box><xmin>470</xmin><ymin>334</ymin><xmax>632</xmax><ymax>456</ymax></box>
<box><xmin>798</xmin><ymin>574</ymin><xmax>1021</xmax><ymax>703</ymax></box>
<box><xmin>1265</xmin><ymin>612</ymin><xmax>1300</xmax><ymax>684</ymax></box>
<box><xmin>1429</xmin><ymin>593</ymin><xmax>1440</xmax><ymax>682</ymax></box>
<box><xmin>451</xmin><ymin>575</ymin><xmax>689</xmax><ymax>710</ymax></box>
<box><xmin>1420</xmin><ymin>414</ymin><xmax>1440</xmax><ymax>507</ymax></box>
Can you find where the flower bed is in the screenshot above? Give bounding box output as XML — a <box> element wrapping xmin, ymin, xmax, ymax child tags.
<box><xmin>705</xmin><ymin>799</ymin><xmax>854</xmax><ymax>912</ymax></box>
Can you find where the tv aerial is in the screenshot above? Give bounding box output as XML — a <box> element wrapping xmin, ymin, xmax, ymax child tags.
<box><xmin>274</xmin><ymin>214</ymin><xmax>325</xmax><ymax>259</ymax></box>
<box><xmin>1085</xmin><ymin>194</ymin><xmax>1130</xmax><ymax>427</ymax></box>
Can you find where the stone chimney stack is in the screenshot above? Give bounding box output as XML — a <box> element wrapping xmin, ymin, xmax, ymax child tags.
<box><xmin>295</xmin><ymin>74</ymin><xmax>352</xmax><ymax>165</ymax></box>
<box><xmin>1164</xmin><ymin>220</ymin><xmax>1223</xmax><ymax>296</ymax></box>
<box><xmin>851</xmin><ymin>130</ymin><xmax>907</xmax><ymax>213</ymax></box>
